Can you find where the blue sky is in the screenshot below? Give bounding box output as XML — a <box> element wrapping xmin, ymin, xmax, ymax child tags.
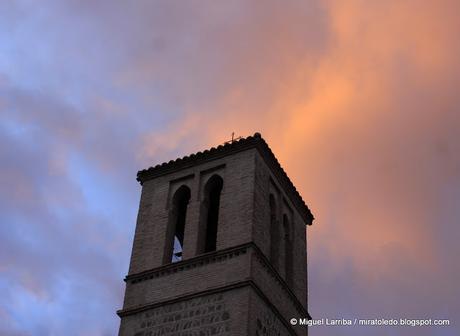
<box><xmin>1</xmin><ymin>1</ymin><xmax>460</xmax><ymax>335</ymax></box>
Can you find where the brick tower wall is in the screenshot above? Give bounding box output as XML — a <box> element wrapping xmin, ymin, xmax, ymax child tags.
<box><xmin>118</xmin><ymin>135</ymin><xmax>311</xmax><ymax>336</ymax></box>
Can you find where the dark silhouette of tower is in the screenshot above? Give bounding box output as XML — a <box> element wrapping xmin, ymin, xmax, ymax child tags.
<box><xmin>117</xmin><ymin>133</ymin><xmax>314</xmax><ymax>335</ymax></box>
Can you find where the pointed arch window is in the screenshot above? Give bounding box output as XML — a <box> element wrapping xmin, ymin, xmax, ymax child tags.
<box><xmin>200</xmin><ymin>175</ymin><xmax>223</xmax><ymax>253</ymax></box>
<box><xmin>283</xmin><ymin>214</ymin><xmax>293</xmax><ymax>286</ymax></box>
<box><xmin>164</xmin><ymin>185</ymin><xmax>191</xmax><ymax>264</ymax></box>
<box><xmin>269</xmin><ymin>194</ymin><xmax>279</xmax><ymax>268</ymax></box>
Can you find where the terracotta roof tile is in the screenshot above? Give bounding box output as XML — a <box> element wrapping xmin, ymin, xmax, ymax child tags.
<box><xmin>137</xmin><ymin>132</ymin><xmax>314</xmax><ymax>225</ymax></box>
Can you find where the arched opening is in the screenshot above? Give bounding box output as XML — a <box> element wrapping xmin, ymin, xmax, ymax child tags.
<box><xmin>201</xmin><ymin>175</ymin><xmax>223</xmax><ymax>253</ymax></box>
<box><xmin>283</xmin><ymin>214</ymin><xmax>293</xmax><ymax>286</ymax></box>
<box><xmin>269</xmin><ymin>194</ymin><xmax>279</xmax><ymax>268</ymax></box>
<box><xmin>164</xmin><ymin>185</ymin><xmax>191</xmax><ymax>264</ymax></box>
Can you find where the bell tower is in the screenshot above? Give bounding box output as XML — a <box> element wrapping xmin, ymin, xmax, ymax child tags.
<box><xmin>117</xmin><ymin>133</ymin><xmax>314</xmax><ymax>336</ymax></box>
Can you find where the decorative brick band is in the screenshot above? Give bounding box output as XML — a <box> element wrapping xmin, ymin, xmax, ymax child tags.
<box><xmin>124</xmin><ymin>242</ymin><xmax>311</xmax><ymax>319</ymax></box>
<box><xmin>117</xmin><ymin>280</ymin><xmax>300</xmax><ymax>336</ymax></box>
<box><xmin>250</xmin><ymin>243</ymin><xmax>311</xmax><ymax>319</ymax></box>
<box><xmin>125</xmin><ymin>243</ymin><xmax>249</xmax><ymax>284</ymax></box>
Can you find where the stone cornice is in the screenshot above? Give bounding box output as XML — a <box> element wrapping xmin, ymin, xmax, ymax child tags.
<box><xmin>125</xmin><ymin>243</ymin><xmax>249</xmax><ymax>284</ymax></box>
<box><xmin>137</xmin><ymin>133</ymin><xmax>314</xmax><ymax>225</ymax></box>
<box><xmin>123</xmin><ymin>242</ymin><xmax>311</xmax><ymax>320</ymax></box>
<box><xmin>118</xmin><ymin>280</ymin><xmax>305</xmax><ymax>335</ymax></box>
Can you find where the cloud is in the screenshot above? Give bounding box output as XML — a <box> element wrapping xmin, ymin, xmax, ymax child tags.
<box><xmin>1</xmin><ymin>0</ymin><xmax>459</xmax><ymax>335</ymax></box>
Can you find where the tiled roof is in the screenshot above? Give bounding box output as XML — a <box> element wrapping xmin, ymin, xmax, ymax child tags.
<box><xmin>137</xmin><ymin>132</ymin><xmax>314</xmax><ymax>225</ymax></box>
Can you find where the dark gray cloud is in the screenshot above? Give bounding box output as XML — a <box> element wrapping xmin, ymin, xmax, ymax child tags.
<box><xmin>1</xmin><ymin>1</ymin><xmax>459</xmax><ymax>335</ymax></box>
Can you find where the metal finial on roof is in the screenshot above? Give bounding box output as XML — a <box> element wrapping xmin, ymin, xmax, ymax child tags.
<box><xmin>222</xmin><ymin>132</ymin><xmax>242</xmax><ymax>145</ymax></box>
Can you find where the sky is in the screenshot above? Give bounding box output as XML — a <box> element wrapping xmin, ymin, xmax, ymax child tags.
<box><xmin>1</xmin><ymin>0</ymin><xmax>459</xmax><ymax>335</ymax></box>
